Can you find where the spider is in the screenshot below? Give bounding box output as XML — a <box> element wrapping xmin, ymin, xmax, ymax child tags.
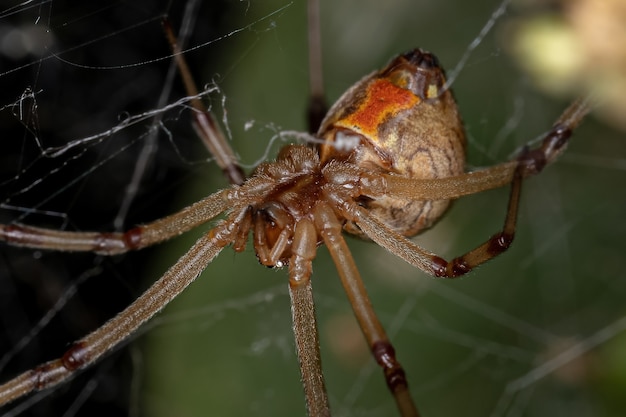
<box><xmin>0</xmin><ymin>1</ymin><xmax>609</xmax><ymax>416</ymax></box>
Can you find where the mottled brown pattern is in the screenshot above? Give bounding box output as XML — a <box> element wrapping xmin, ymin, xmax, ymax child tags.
<box><xmin>318</xmin><ymin>50</ymin><xmax>465</xmax><ymax>238</ymax></box>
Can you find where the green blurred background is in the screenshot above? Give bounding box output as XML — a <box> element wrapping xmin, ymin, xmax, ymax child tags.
<box><xmin>1</xmin><ymin>1</ymin><xmax>625</xmax><ymax>417</ymax></box>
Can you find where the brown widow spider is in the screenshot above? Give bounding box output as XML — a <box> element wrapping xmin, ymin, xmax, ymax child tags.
<box><xmin>1</xmin><ymin>0</ymin><xmax>622</xmax><ymax>416</ymax></box>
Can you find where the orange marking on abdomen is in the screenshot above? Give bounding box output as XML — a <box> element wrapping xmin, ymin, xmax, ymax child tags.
<box><xmin>336</xmin><ymin>79</ymin><xmax>419</xmax><ymax>137</ymax></box>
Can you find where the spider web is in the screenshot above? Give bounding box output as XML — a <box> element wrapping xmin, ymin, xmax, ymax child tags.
<box><xmin>0</xmin><ymin>1</ymin><xmax>625</xmax><ymax>417</ymax></box>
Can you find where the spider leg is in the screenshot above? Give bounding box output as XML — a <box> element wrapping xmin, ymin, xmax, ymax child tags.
<box><xmin>351</xmin><ymin>97</ymin><xmax>592</xmax><ymax>278</ymax></box>
<box><xmin>0</xmin><ymin>190</ymin><xmax>230</xmax><ymax>255</ymax></box>
<box><xmin>352</xmin><ymin>166</ymin><xmax>522</xmax><ymax>277</ymax></box>
<box><xmin>0</xmin><ymin>207</ymin><xmax>248</xmax><ymax>407</ymax></box>
<box><xmin>306</xmin><ymin>0</ymin><xmax>327</xmax><ymax>133</ymax></box>
<box><xmin>163</xmin><ymin>20</ymin><xmax>245</xmax><ymax>186</ymax></box>
<box><xmin>361</xmin><ymin>97</ymin><xmax>592</xmax><ymax>202</ymax></box>
<box><xmin>433</xmin><ymin>160</ymin><xmax>522</xmax><ymax>277</ymax></box>
<box><xmin>289</xmin><ymin>218</ymin><xmax>330</xmax><ymax>417</ymax></box>
<box><xmin>314</xmin><ymin>202</ymin><xmax>420</xmax><ymax>417</ymax></box>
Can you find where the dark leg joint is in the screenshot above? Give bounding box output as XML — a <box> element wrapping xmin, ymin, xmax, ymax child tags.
<box><xmin>371</xmin><ymin>341</ymin><xmax>409</xmax><ymax>393</ymax></box>
<box><xmin>62</xmin><ymin>341</ymin><xmax>89</xmax><ymax>370</ymax></box>
<box><xmin>550</xmin><ymin>123</ymin><xmax>573</xmax><ymax>151</ymax></box>
<box><xmin>431</xmin><ymin>256</ymin><xmax>448</xmax><ymax>277</ymax></box>
<box><xmin>385</xmin><ymin>367</ymin><xmax>408</xmax><ymax>394</ymax></box>
<box><xmin>520</xmin><ymin>122</ymin><xmax>573</xmax><ymax>176</ymax></box>
<box><xmin>518</xmin><ymin>147</ymin><xmax>546</xmax><ymax>176</ymax></box>
<box><xmin>488</xmin><ymin>232</ymin><xmax>514</xmax><ymax>255</ymax></box>
<box><xmin>124</xmin><ymin>227</ymin><xmax>144</xmax><ymax>250</ymax></box>
<box><xmin>449</xmin><ymin>258</ymin><xmax>471</xmax><ymax>277</ymax></box>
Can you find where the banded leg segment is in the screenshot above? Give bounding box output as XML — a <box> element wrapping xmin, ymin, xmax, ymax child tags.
<box><xmin>313</xmin><ymin>202</ymin><xmax>420</xmax><ymax>417</ymax></box>
<box><xmin>352</xmin><ymin>169</ymin><xmax>522</xmax><ymax>278</ymax></box>
<box><xmin>350</xmin><ymin>97</ymin><xmax>592</xmax><ymax>278</ymax></box>
<box><xmin>0</xmin><ymin>190</ymin><xmax>230</xmax><ymax>255</ymax></box>
<box><xmin>0</xmin><ymin>208</ymin><xmax>246</xmax><ymax>406</ymax></box>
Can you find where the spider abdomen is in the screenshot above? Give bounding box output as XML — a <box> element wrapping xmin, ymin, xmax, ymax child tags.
<box><xmin>317</xmin><ymin>49</ymin><xmax>466</xmax><ymax>237</ymax></box>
